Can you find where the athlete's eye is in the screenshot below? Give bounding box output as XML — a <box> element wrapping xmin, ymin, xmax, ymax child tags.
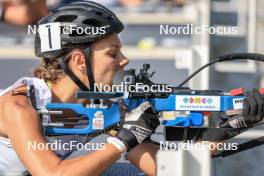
<box><xmin>107</xmin><ymin>47</ymin><xmax>120</xmax><ymax>59</ymax></box>
<box><xmin>112</xmin><ymin>53</ymin><xmax>118</xmax><ymax>58</ymax></box>
<box><xmin>108</xmin><ymin>51</ymin><xmax>118</xmax><ymax>59</ymax></box>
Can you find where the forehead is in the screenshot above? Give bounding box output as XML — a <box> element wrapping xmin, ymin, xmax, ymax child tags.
<box><xmin>92</xmin><ymin>34</ymin><xmax>122</xmax><ymax>50</ymax></box>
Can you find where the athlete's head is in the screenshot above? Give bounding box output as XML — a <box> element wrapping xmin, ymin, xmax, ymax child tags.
<box><xmin>33</xmin><ymin>1</ymin><xmax>129</xmax><ymax>91</ymax></box>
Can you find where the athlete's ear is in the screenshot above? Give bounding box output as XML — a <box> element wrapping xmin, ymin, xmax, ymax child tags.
<box><xmin>69</xmin><ymin>49</ymin><xmax>86</xmax><ymax>73</ymax></box>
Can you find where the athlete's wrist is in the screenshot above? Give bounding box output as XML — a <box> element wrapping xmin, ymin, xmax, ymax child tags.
<box><xmin>116</xmin><ymin>127</ymin><xmax>140</xmax><ymax>150</ymax></box>
<box><xmin>107</xmin><ymin>136</ymin><xmax>127</xmax><ymax>153</ymax></box>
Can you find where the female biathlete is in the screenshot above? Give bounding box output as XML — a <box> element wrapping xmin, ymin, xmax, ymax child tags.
<box><xmin>0</xmin><ymin>1</ymin><xmax>160</xmax><ymax>175</ymax></box>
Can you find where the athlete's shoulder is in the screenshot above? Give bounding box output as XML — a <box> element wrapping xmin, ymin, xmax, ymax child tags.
<box><xmin>1</xmin><ymin>87</ymin><xmax>39</xmax><ymax>125</ymax></box>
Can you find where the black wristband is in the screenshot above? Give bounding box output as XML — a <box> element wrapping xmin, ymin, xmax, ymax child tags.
<box><xmin>116</xmin><ymin>127</ymin><xmax>139</xmax><ymax>150</ymax></box>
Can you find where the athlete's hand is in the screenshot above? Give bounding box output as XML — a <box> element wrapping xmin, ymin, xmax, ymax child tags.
<box><xmin>242</xmin><ymin>88</ymin><xmax>264</xmax><ymax>127</ymax></box>
<box><xmin>116</xmin><ymin>101</ymin><xmax>160</xmax><ymax>150</ymax></box>
<box><xmin>220</xmin><ymin>89</ymin><xmax>264</xmax><ymax>130</ymax></box>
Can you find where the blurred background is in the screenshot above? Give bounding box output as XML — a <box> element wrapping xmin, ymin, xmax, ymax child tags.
<box><xmin>1</xmin><ymin>0</ymin><xmax>264</xmax><ymax>175</ymax></box>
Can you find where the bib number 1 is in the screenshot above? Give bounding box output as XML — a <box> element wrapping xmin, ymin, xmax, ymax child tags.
<box><xmin>38</xmin><ymin>22</ymin><xmax>61</xmax><ymax>52</ymax></box>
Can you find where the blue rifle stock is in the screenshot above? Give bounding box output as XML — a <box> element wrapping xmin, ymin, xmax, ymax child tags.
<box><xmin>43</xmin><ymin>90</ymin><xmax>244</xmax><ymax>137</ymax></box>
<box><xmin>42</xmin><ymin>92</ymin><xmax>124</xmax><ymax>135</ymax></box>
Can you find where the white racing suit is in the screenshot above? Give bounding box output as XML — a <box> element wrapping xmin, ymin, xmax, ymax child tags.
<box><xmin>0</xmin><ymin>77</ymin><xmax>90</xmax><ymax>175</ymax></box>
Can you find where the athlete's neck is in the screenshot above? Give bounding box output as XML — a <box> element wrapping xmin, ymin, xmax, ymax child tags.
<box><xmin>50</xmin><ymin>77</ymin><xmax>79</xmax><ymax>103</ymax></box>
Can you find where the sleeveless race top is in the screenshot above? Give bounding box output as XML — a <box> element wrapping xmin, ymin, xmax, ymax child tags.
<box><xmin>0</xmin><ymin>77</ymin><xmax>90</xmax><ymax>175</ymax></box>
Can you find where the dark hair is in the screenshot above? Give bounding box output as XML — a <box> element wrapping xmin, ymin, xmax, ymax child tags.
<box><xmin>33</xmin><ymin>57</ymin><xmax>65</xmax><ymax>82</ymax></box>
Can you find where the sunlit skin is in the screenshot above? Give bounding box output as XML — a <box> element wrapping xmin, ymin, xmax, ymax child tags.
<box><xmin>0</xmin><ymin>34</ymin><xmax>158</xmax><ymax>176</ymax></box>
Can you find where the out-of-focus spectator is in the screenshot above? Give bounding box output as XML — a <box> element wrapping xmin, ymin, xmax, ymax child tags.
<box><xmin>0</xmin><ymin>0</ymin><xmax>122</xmax><ymax>26</ymax></box>
<box><xmin>0</xmin><ymin>0</ymin><xmax>187</xmax><ymax>26</ymax></box>
<box><xmin>162</xmin><ymin>0</ymin><xmax>186</xmax><ymax>7</ymax></box>
<box><xmin>0</xmin><ymin>0</ymin><xmax>47</xmax><ymax>25</ymax></box>
<box><xmin>119</xmin><ymin>0</ymin><xmax>143</xmax><ymax>7</ymax></box>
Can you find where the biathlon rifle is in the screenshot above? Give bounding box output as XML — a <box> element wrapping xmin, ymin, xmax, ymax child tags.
<box><xmin>39</xmin><ymin>53</ymin><xmax>264</xmax><ymax>155</ymax></box>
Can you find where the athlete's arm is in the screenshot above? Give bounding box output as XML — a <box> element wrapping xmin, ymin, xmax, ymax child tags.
<box><xmin>128</xmin><ymin>143</ymin><xmax>158</xmax><ymax>176</ymax></box>
<box><xmin>2</xmin><ymin>0</ymin><xmax>47</xmax><ymax>25</ymax></box>
<box><xmin>2</xmin><ymin>94</ymin><xmax>122</xmax><ymax>176</ymax></box>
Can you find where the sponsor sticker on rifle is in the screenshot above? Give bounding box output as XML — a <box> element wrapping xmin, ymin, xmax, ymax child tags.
<box><xmin>93</xmin><ymin>111</ymin><xmax>104</xmax><ymax>130</ymax></box>
<box><xmin>175</xmin><ymin>95</ymin><xmax>221</xmax><ymax>111</ymax></box>
<box><xmin>232</xmin><ymin>98</ymin><xmax>244</xmax><ymax>110</ymax></box>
